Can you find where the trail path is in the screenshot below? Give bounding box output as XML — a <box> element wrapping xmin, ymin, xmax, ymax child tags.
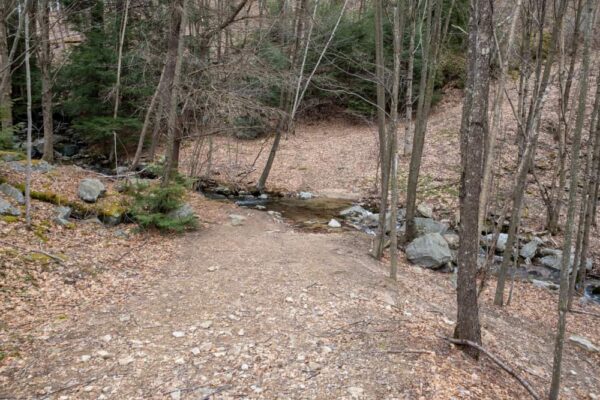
<box><xmin>2</xmin><ymin>209</ymin><xmax>599</xmax><ymax>399</ymax></box>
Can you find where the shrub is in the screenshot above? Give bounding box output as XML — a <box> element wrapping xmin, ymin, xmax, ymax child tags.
<box><xmin>131</xmin><ymin>182</ymin><xmax>197</xmax><ymax>232</ymax></box>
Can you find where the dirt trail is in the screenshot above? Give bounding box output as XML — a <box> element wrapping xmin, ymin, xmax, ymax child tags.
<box><xmin>2</xmin><ymin>208</ymin><xmax>599</xmax><ymax>399</ymax></box>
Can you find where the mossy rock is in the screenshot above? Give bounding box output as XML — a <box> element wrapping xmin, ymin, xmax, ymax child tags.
<box><xmin>23</xmin><ymin>253</ymin><xmax>53</xmax><ymax>265</ymax></box>
<box><xmin>0</xmin><ymin>151</ymin><xmax>25</xmax><ymax>162</ymax></box>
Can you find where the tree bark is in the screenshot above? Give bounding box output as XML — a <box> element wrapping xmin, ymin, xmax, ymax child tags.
<box><xmin>0</xmin><ymin>1</ymin><xmax>14</xmax><ymax>131</ymax></box>
<box><xmin>454</xmin><ymin>0</ymin><xmax>493</xmax><ymax>359</ymax></box>
<box><xmin>403</xmin><ymin>0</ymin><xmax>416</xmax><ymax>156</ymax></box>
<box><xmin>24</xmin><ymin>3</ymin><xmax>32</xmax><ymax>227</ymax></box>
<box><xmin>37</xmin><ymin>0</ymin><xmax>54</xmax><ymax>162</ymax></box>
<box><xmin>549</xmin><ymin>0</ymin><xmax>595</xmax><ymax>396</ymax></box>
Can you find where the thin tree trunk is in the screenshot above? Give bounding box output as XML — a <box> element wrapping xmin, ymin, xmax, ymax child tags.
<box><xmin>38</xmin><ymin>0</ymin><xmax>53</xmax><ymax>162</ymax></box>
<box><xmin>404</xmin><ymin>0</ymin><xmax>443</xmax><ymax>242</ymax></box>
<box><xmin>373</xmin><ymin>0</ymin><xmax>390</xmax><ymax>259</ymax></box>
<box><xmin>494</xmin><ymin>0</ymin><xmax>565</xmax><ymax>306</ymax></box>
<box><xmin>479</xmin><ymin>0</ymin><xmax>522</xmax><ymax>231</ymax></box>
<box><xmin>403</xmin><ymin>0</ymin><xmax>417</xmax><ymax>156</ymax></box>
<box><xmin>24</xmin><ymin>4</ymin><xmax>32</xmax><ymax>227</ymax></box>
<box><xmin>389</xmin><ymin>0</ymin><xmax>405</xmax><ymax>279</ymax></box>
<box><xmin>454</xmin><ymin>0</ymin><xmax>493</xmax><ymax>359</ymax></box>
<box><xmin>162</xmin><ymin>0</ymin><xmax>188</xmax><ymax>184</ymax></box>
<box><xmin>549</xmin><ymin>0</ymin><xmax>595</xmax><ymax>396</ymax></box>
<box><xmin>131</xmin><ymin>65</ymin><xmax>166</xmax><ymax>170</ymax></box>
<box><xmin>0</xmin><ymin>1</ymin><xmax>14</xmax><ymax>131</ymax></box>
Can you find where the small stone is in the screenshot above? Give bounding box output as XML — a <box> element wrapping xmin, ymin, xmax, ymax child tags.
<box><xmin>191</xmin><ymin>347</ymin><xmax>201</xmax><ymax>356</ymax></box>
<box><xmin>81</xmin><ymin>354</ymin><xmax>91</xmax><ymax>362</ymax></box>
<box><xmin>0</xmin><ymin>183</ymin><xmax>24</xmax><ymax>204</ymax></box>
<box><xmin>297</xmin><ymin>354</ymin><xmax>306</xmax><ymax>362</ymax></box>
<box><xmin>0</xmin><ymin>198</ymin><xmax>20</xmax><ymax>216</ymax></box>
<box><xmin>102</xmin><ymin>334</ymin><xmax>112</xmax><ymax>343</ymax></box>
<box><xmin>285</xmin><ymin>297</ymin><xmax>294</xmax><ymax>303</ymax></box>
<box><xmin>259</xmin><ymin>194</ymin><xmax>269</xmax><ymax>200</ymax></box>
<box><xmin>321</xmin><ymin>345</ymin><xmax>333</xmax><ymax>354</ymax></box>
<box><xmin>119</xmin><ymin>314</ymin><xmax>131</xmax><ymax>322</ymax></box>
<box><xmin>208</xmin><ymin>266</ymin><xmax>219</xmax><ymax>272</ymax></box>
<box><xmin>228</xmin><ymin>314</ymin><xmax>239</xmax><ymax>321</ymax></box>
<box><xmin>170</xmin><ymin>390</ymin><xmax>181</xmax><ymax>400</ymax></box>
<box><xmin>200</xmin><ymin>320</ymin><xmax>213</xmax><ymax>329</ymax></box>
<box><xmin>174</xmin><ymin>357</ymin><xmax>185</xmax><ymax>365</ymax></box>
<box><xmin>84</xmin><ymin>385</ymin><xmax>94</xmax><ymax>392</ymax></box>
<box><xmin>199</xmin><ymin>342</ymin><xmax>212</xmax><ymax>351</ymax></box>
<box><xmin>118</xmin><ymin>356</ymin><xmax>134</xmax><ymax>366</ymax></box>
<box><xmin>229</xmin><ymin>214</ymin><xmax>247</xmax><ymax>226</ymax></box>
<box><xmin>348</xmin><ymin>386</ymin><xmax>364</xmax><ymax>399</ymax></box>
<box><xmin>238</xmin><ymin>329</ymin><xmax>245</xmax><ymax>336</ymax></box>
<box><xmin>78</xmin><ymin>178</ymin><xmax>106</xmax><ymax>203</ymax></box>
<box><xmin>328</xmin><ymin>219</ymin><xmax>342</xmax><ymax>228</ymax></box>
<box><xmin>241</xmin><ymin>363</ymin><xmax>249</xmax><ymax>370</ymax></box>
<box><xmin>172</xmin><ymin>331</ymin><xmax>185</xmax><ymax>338</ymax></box>
<box><xmin>97</xmin><ymin>350</ymin><xmax>110</xmax><ymax>359</ymax></box>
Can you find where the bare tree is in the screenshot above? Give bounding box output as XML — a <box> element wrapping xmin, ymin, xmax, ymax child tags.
<box><xmin>24</xmin><ymin>0</ymin><xmax>32</xmax><ymax>227</ymax></box>
<box><xmin>403</xmin><ymin>0</ymin><xmax>417</xmax><ymax>156</ymax></box>
<box><xmin>36</xmin><ymin>0</ymin><xmax>54</xmax><ymax>162</ymax></box>
<box><xmin>0</xmin><ymin>0</ymin><xmax>15</xmax><ymax>131</ymax></box>
<box><xmin>549</xmin><ymin>0</ymin><xmax>597</xmax><ymax>396</ymax></box>
<box><xmin>454</xmin><ymin>0</ymin><xmax>493</xmax><ymax>359</ymax></box>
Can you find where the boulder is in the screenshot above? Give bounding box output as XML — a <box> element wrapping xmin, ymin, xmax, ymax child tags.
<box><xmin>406</xmin><ymin>232</ymin><xmax>452</xmax><ymax>269</ymax></box>
<box><xmin>0</xmin><ymin>183</ymin><xmax>24</xmax><ymax>204</ymax></box>
<box><xmin>483</xmin><ymin>233</ymin><xmax>509</xmax><ymax>252</ymax></box>
<box><xmin>168</xmin><ymin>204</ymin><xmax>195</xmax><ymax>220</ymax></box>
<box><xmin>78</xmin><ymin>179</ymin><xmax>106</xmax><ymax>203</ymax></box>
<box><xmin>520</xmin><ymin>237</ymin><xmax>543</xmax><ymax>259</ymax></box>
<box><xmin>414</xmin><ymin>217</ymin><xmax>448</xmax><ymax>236</ymax></box>
<box><xmin>328</xmin><ymin>219</ymin><xmax>342</xmax><ymax>228</ymax></box>
<box><xmin>569</xmin><ymin>335</ymin><xmax>599</xmax><ymax>352</ymax></box>
<box><xmin>417</xmin><ymin>203</ymin><xmax>433</xmax><ymax>218</ymax></box>
<box><xmin>532</xmin><ymin>279</ymin><xmax>559</xmax><ymax>291</ymax></box>
<box><xmin>0</xmin><ymin>198</ymin><xmax>20</xmax><ymax>216</ymax></box>
<box><xmin>8</xmin><ymin>160</ymin><xmax>53</xmax><ymax>173</ymax></box>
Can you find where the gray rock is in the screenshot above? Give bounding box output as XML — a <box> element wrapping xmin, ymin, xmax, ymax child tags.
<box><xmin>54</xmin><ymin>206</ymin><xmax>72</xmax><ymax>226</ymax></box>
<box><xmin>8</xmin><ymin>160</ymin><xmax>53</xmax><ymax>173</ymax></box>
<box><xmin>569</xmin><ymin>335</ymin><xmax>599</xmax><ymax>352</ymax></box>
<box><xmin>298</xmin><ymin>191</ymin><xmax>314</xmax><ymax>200</ymax></box>
<box><xmin>328</xmin><ymin>219</ymin><xmax>341</xmax><ymax>228</ymax></box>
<box><xmin>483</xmin><ymin>233</ymin><xmax>509</xmax><ymax>252</ymax></box>
<box><xmin>532</xmin><ymin>279</ymin><xmax>559</xmax><ymax>291</ymax></box>
<box><xmin>417</xmin><ymin>203</ymin><xmax>433</xmax><ymax>218</ymax></box>
<box><xmin>339</xmin><ymin>205</ymin><xmax>370</xmax><ymax>218</ymax></box>
<box><xmin>406</xmin><ymin>232</ymin><xmax>452</xmax><ymax>269</ymax></box>
<box><xmin>259</xmin><ymin>193</ymin><xmax>269</xmax><ymax>200</ymax></box>
<box><xmin>167</xmin><ymin>204</ymin><xmax>195</xmax><ymax>220</ymax></box>
<box><xmin>0</xmin><ymin>198</ymin><xmax>20</xmax><ymax>216</ymax></box>
<box><xmin>443</xmin><ymin>233</ymin><xmax>460</xmax><ymax>250</ymax></box>
<box><xmin>520</xmin><ymin>237</ymin><xmax>543</xmax><ymax>259</ymax></box>
<box><xmin>414</xmin><ymin>217</ymin><xmax>448</xmax><ymax>236</ymax></box>
<box><xmin>0</xmin><ymin>183</ymin><xmax>24</xmax><ymax>204</ymax></box>
<box><xmin>0</xmin><ymin>152</ymin><xmax>23</xmax><ymax>162</ymax></box>
<box><xmin>78</xmin><ymin>179</ymin><xmax>106</xmax><ymax>203</ymax></box>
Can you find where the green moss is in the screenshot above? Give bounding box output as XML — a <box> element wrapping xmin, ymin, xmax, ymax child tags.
<box><xmin>23</xmin><ymin>253</ymin><xmax>52</xmax><ymax>264</ymax></box>
<box><xmin>0</xmin><ymin>215</ymin><xmax>19</xmax><ymax>223</ymax></box>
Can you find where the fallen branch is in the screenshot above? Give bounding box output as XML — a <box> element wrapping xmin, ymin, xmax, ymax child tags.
<box><xmin>569</xmin><ymin>309</ymin><xmax>600</xmax><ymax>318</ymax></box>
<box><xmin>0</xmin><ymin>240</ymin><xmax>66</xmax><ymax>264</ymax></box>
<box><xmin>444</xmin><ymin>337</ymin><xmax>540</xmax><ymax>400</ymax></box>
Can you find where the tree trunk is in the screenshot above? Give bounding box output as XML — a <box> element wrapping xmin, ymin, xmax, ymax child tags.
<box><xmin>403</xmin><ymin>0</ymin><xmax>416</xmax><ymax>156</ymax></box>
<box><xmin>162</xmin><ymin>0</ymin><xmax>188</xmax><ymax>184</ymax></box>
<box><xmin>404</xmin><ymin>0</ymin><xmax>442</xmax><ymax>242</ymax></box>
<box><xmin>549</xmin><ymin>0</ymin><xmax>595</xmax><ymax>396</ymax></box>
<box><xmin>454</xmin><ymin>0</ymin><xmax>493</xmax><ymax>359</ymax></box>
<box><xmin>389</xmin><ymin>0</ymin><xmax>405</xmax><ymax>279</ymax></box>
<box><xmin>24</xmin><ymin>4</ymin><xmax>32</xmax><ymax>227</ymax></box>
<box><xmin>0</xmin><ymin>1</ymin><xmax>13</xmax><ymax>131</ymax></box>
<box><xmin>373</xmin><ymin>0</ymin><xmax>390</xmax><ymax>260</ymax></box>
<box><xmin>479</xmin><ymin>0</ymin><xmax>522</xmax><ymax>231</ymax></box>
<box><xmin>37</xmin><ymin>0</ymin><xmax>53</xmax><ymax>162</ymax></box>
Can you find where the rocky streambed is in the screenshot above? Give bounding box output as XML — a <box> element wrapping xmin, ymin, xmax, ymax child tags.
<box><xmin>199</xmin><ymin>185</ymin><xmax>600</xmax><ymax>304</ymax></box>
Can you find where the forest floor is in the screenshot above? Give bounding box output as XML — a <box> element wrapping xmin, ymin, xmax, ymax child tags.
<box><xmin>2</xmin><ymin>86</ymin><xmax>600</xmax><ymax>399</ymax></box>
